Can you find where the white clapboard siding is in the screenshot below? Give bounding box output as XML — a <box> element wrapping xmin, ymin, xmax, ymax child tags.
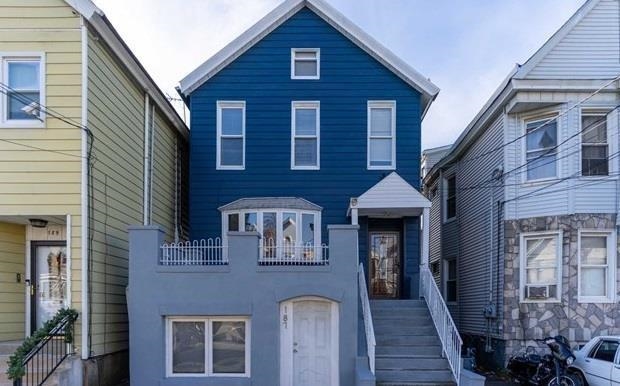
<box><xmin>526</xmin><ymin>0</ymin><xmax>620</xmax><ymax>79</ymax></box>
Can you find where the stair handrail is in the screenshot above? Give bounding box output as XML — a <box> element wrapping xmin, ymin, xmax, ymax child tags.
<box><xmin>420</xmin><ymin>265</ymin><xmax>462</xmax><ymax>385</ymax></box>
<box><xmin>9</xmin><ymin>311</ymin><xmax>78</xmax><ymax>386</ymax></box>
<box><xmin>358</xmin><ymin>263</ymin><xmax>376</xmax><ymax>374</ymax></box>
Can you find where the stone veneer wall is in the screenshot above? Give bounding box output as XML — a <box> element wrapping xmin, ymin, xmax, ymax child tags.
<box><xmin>503</xmin><ymin>213</ymin><xmax>620</xmax><ymax>358</ymax></box>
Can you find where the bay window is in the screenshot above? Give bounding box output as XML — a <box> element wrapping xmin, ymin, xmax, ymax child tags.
<box><xmin>525</xmin><ymin>118</ymin><xmax>557</xmax><ymax>181</ymax></box>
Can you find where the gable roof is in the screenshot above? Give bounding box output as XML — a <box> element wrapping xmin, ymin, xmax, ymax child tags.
<box><xmin>424</xmin><ymin>0</ymin><xmax>614</xmax><ymax>184</ymax></box>
<box><xmin>349</xmin><ymin>172</ymin><xmax>430</xmax><ymax>217</ymax></box>
<box><xmin>178</xmin><ymin>0</ymin><xmax>440</xmax><ymax>118</ymax></box>
<box><xmin>514</xmin><ymin>0</ymin><xmax>604</xmax><ymax>79</ymax></box>
<box><xmin>63</xmin><ymin>0</ymin><xmax>189</xmax><ymax>138</ymax></box>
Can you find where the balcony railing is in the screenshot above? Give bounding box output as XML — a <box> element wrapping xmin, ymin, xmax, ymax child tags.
<box><xmin>160</xmin><ymin>239</ymin><xmax>226</xmax><ymax>265</ymax></box>
<box><xmin>259</xmin><ymin>239</ymin><xmax>329</xmax><ymax>265</ymax></box>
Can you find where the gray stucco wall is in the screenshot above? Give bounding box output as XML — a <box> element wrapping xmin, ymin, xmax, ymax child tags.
<box><xmin>127</xmin><ymin>224</ymin><xmax>360</xmax><ymax>386</ymax></box>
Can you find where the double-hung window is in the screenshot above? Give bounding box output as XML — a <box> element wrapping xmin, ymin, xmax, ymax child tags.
<box><xmin>444</xmin><ymin>175</ymin><xmax>456</xmax><ymax>221</ymax></box>
<box><xmin>525</xmin><ymin>118</ymin><xmax>558</xmax><ymax>181</ymax></box>
<box><xmin>1</xmin><ymin>54</ymin><xmax>44</xmax><ymax>126</ymax></box>
<box><xmin>166</xmin><ymin>317</ymin><xmax>250</xmax><ymax>377</ymax></box>
<box><xmin>581</xmin><ymin>112</ymin><xmax>609</xmax><ymax>176</ymax></box>
<box><xmin>217</xmin><ymin>101</ymin><xmax>245</xmax><ymax>169</ymax></box>
<box><xmin>368</xmin><ymin>101</ymin><xmax>396</xmax><ymax>169</ymax></box>
<box><xmin>520</xmin><ymin>232</ymin><xmax>561</xmax><ymax>302</ymax></box>
<box><xmin>292</xmin><ymin>102</ymin><xmax>319</xmax><ymax>169</ymax></box>
<box><xmin>444</xmin><ymin>259</ymin><xmax>457</xmax><ymax>303</ymax></box>
<box><xmin>291</xmin><ymin>49</ymin><xmax>320</xmax><ymax>79</ymax></box>
<box><xmin>578</xmin><ymin>231</ymin><xmax>615</xmax><ymax>302</ymax></box>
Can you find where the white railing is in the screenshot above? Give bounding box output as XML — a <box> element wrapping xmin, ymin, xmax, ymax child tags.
<box><xmin>358</xmin><ymin>263</ymin><xmax>375</xmax><ymax>374</ymax></box>
<box><xmin>259</xmin><ymin>239</ymin><xmax>329</xmax><ymax>265</ymax></box>
<box><xmin>160</xmin><ymin>239</ymin><xmax>226</xmax><ymax>265</ymax></box>
<box><xmin>420</xmin><ymin>266</ymin><xmax>462</xmax><ymax>385</ymax></box>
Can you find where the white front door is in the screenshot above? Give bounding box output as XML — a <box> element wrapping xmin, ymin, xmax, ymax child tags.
<box><xmin>280</xmin><ymin>298</ymin><xmax>339</xmax><ymax>386</ymax></box>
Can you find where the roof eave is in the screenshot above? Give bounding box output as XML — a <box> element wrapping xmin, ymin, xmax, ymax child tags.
<box><xmin>178</xmin><ymin>0</ymin><xmax>439</xmax><ymax>109</ymax></box>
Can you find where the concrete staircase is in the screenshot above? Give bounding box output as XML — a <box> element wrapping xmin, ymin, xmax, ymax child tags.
<box><xmin>371</xmin><ymin>300</ymin><xmax>456</xmax><ymax>386</ymax></box>
<box><xmin>0</xmin><ymin>341</ymin><xmax>75</xmax><ymax>386</ymax></box>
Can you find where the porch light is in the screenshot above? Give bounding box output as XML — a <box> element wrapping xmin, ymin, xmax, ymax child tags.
<box><xmin>29</xmin><ymin>218</ymin><xmax>48</xmax><ymax>228</ymax></box>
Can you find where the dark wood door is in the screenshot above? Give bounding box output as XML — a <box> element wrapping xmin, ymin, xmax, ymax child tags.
<box><xmin>369</xmin><ymin>232</ymin><xmax>400</xmax><ymax>298</ymax></box>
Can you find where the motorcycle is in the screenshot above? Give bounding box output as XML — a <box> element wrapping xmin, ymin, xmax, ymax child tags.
<box><xmin>507</xmin><ymin>335</ymin><xmax>582</xmax><ymax>385</ymax></box>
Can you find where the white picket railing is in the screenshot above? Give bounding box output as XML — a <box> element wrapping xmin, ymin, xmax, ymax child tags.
<box><xmin>420</xmin><ymin>266</ymin><xmax>462</xmax><ymax>384</ymax></box>
<box><xmin>358</xmin><ymin>263</ymin><xmax>375</xmax><ymax>374</ymax></box>
<box><xmin>259</xmin><ymin>239</ymin><xmax>329</xmax><ymax>265</ymax></box>
<box><xmin>160</xmin><ymin>239</ymin><xmax>226</xmax><ymax>265</ymax></box>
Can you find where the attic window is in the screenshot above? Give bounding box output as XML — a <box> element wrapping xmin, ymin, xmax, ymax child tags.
<box><xmin>291</xmin><ymin>49</ymin><xmax>320</xmax><ymax>79</ymax></box>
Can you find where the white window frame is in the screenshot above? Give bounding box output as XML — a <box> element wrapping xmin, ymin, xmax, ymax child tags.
<box><xmin>522</xmin><ymin>114</ymin><xmax>559</xmax><ymax>183</ymax></box>
<box><xmin>291</xmin><ymin>101</ymin><xmax>320</xmax><ymax>170</ymax></box>
<box><xmin>165</xmin><ymin>316</ymin><xmax>251</xmax><ymax>378</ymax></box>
<box><xmin>0</xmin><ymin>52</ymin><xmax>45</xmax><ymax>128</ymax></box>
<box><xmin>519</xmin><ymin>231</ymin><xmax>562</xmax><ymax>303</ymax></box>
<box><xmin>291</xmin><ymin>48</ymin><xmax>320</xmax><ymax>80</ymax></box>
<box><xmin>578</xmin><ymin>230</ymin><xmax>616</xmax><ymax>303</ymax></box>
<box><xmin>443</xmin><ymin>174</ymin><xmax>456</xmax><ymax>223</ymax></box>
<box><xmin>222</xmin><ymin>208</ymin><xmax>321</xmax><ymax>249</ymax></box>
<box><xmin>367</xmin><ymin>100</ymin><xmax>396</xmax><ymax>170</ymax></box>
<box><xmin>216</xmin><ymin>101</ymin><xmax>245</xmax><ymax>170</ymax></box>
<box><xmin>580</xmin><ymin>110</ymin><xmax>610</xmax><ymax>178</ymax></box>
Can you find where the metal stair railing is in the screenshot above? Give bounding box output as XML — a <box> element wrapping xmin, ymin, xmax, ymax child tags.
<box><xmin>358</xmin><ymin>263</ymin><xmax>376</xmax><ymax>374</ymax></box>
<box><xmin>420</xmin><ymin>266</ymin><xmax>462</xmax><ymax>385</ymax></box>
<box><xmin>13</xmin><ymin>314</ymin><xmax>77</xmax><ymax>386</ymax></box>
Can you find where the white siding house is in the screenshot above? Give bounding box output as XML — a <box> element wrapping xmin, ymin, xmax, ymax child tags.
<box><xmin>424</xmin><ymin>0</ymin><xmax>620</xmax><ymax>368</ymax></box>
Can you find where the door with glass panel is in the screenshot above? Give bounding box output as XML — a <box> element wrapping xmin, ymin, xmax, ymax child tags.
<box><xmin>369</xmin><ymin>232</ymin><xmax>400</xmax><ymax>298</ymax></box>
<box><xmin>31</xmin><ymin>241</ymin><xmax>67</xmax><ymax>332</ymax></box>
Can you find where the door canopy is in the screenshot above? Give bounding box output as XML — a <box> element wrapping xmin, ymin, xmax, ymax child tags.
<box><xmin>348</xmin><ymin>172</ymin><xmax>431</xmax><ymax>218</ymax></box>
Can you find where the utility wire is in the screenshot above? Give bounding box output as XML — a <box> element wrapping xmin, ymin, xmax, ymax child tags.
<box><xmin>450</xmin><ymin>74</ymin><xmax>620</xmax><ymax>166</ymax></box>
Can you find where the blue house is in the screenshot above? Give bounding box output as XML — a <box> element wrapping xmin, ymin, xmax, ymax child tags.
<box><xmin>127</xmin><ymin>0</ymin><xmax>472</xmax><ymax>385</ymax></box>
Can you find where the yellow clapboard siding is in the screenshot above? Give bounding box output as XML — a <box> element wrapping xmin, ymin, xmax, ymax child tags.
<box><xmin>0</xmin><ymin>161</ymin><xmax>80</xmax><ymax>172</ymax></box>
<box><xmin>0</xmin><ymin>183</ymin><xmax>80</xmax><ymax>194</ymax></box>
<box><xmin>0</xmin><ymin>30</ymin><xmax>79</xmax><ymax>43</ymax></box>
<box><xmin>0</xmin><ymin>194</ymin><xmax>80</xmax><ymax>205</ymax></box>
<box><xmin>0</xmin><ymin>172</ymin><xmax>81</xmax><ymax>183</ymax></box>
<box><xmin>0</xmin><ymin>222</ymin><xmax>25</xmax><ymax>340</ymax></box>
<box><xmin>0</xmin><ymin>205</ymin><xmax>81</xmax><ymax>215</ymax></box>
<box><xmin>0</xmin><ymin>18</ymin><xmax>80</xmax><ymax>30</ymax></box>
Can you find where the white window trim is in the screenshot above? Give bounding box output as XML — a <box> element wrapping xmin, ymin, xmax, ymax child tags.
<box><xmin>577</xmin><ymin>229</ymin><xmax>616</xmax><ymax>303</ymax></box>
<box><xmin>290</xmin><ymin>48</ymin><xmax>320</xmax><ymax>80</ymax></box>
<box><xmin>579</xmin><ymin>109</ymin><xmax>611</xmax><ymax>178</ymax></box>
<box><xmin>442</xmin><ymin>173</ymin><xmax>456</xmax><ymax>223</ymax></box>
<box><xmin>0</xmin><ymin>52</ymin><xmax>46</xmax><ymax>128</ymax></box>
<box><xmin>291</xmin><ymin>101</ymin><xmax>320</xmax><ymax>170</ymax></box>
<box><xmin>216</xmin><ymin>101</ymin><xmax>245</xmax><ymax>170</ymax></box>
<box><xmin>165</xmin><ymin>316</ymin><xmax>251</xmax><ymax>378</ymax></box>
<box><xmin>521</xmin><ymin>114</ymin><xmax>560</xmax><ymax>183</ymax></box>
<box><xmin>367</xmin><ymin>100</ymin><xmax>396</xmax><ymax>170</ymax></box>
<box><xmin>222</xmin><ymin>208</ymin><xmax>321</xmax><ymax>250</ymax></box>
<box><xmin>519</xmin><ymin>231</ymin><xmax>563</xmax><ymax>303</ymax></box>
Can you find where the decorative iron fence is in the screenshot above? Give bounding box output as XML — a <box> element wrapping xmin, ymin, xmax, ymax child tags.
<box><xmin>259</xmin><ymin>239</ymin><xmax>329</xmax><ymax>265</ymax></box>
<box><xmin>160</xmin><ymin>239</ymin><xmax>226</xmax><ymax>265</ymax></box>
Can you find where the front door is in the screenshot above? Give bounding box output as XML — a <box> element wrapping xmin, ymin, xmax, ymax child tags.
<box><xmin>369</xmin><ymin>232</ymin><xmax>400</xmax><ymax>298</ymax></box>
<box><xmin>280</xmin><ymin>298</ymin><xmax>339</xmax><ymax>386</ymax></box>
<box><xmin>31</xmin><ymin>242</ymin><xmax>67</xmax><ymax>332</ymax></box>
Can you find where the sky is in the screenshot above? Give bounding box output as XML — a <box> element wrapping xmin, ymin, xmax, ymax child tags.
<box><xmin>96</xmin><ymin>0</ymin><xmax>585</xmax><ymax>149</ymax></box>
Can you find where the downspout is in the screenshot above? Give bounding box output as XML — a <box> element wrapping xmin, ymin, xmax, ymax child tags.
<box><xmin>143</xmin><ymin>94</ymin><xmax>150</xmax><ymax>225</ymax></box>
<box><xmin>80</xmin><ymin>16</ymin><xmax>90</xmax><ymax>360</ymax></box>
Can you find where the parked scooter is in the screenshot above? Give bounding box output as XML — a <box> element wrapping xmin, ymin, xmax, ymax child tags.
<box><xmin>507</xmin><ymin>336</ymin><xmax>582</xmax><ymax>385</ymax></box>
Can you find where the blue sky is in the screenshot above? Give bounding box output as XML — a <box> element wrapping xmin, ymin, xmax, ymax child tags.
<box><xmin>97</xmin><ymin>0</ymin><xmax>584</xmax><ymax>149</ymax></box>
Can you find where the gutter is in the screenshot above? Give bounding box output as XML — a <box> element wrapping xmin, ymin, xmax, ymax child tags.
<box><xmin>80</xmin><ymin>16</ymin><xmax>90</xmax><ymax>360</ymax></box>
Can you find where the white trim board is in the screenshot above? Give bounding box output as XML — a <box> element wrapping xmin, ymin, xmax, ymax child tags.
<box><xmin>177</xmin><ymin>0</ymin><xmax>439</xmax><ymax>116</ymax></box>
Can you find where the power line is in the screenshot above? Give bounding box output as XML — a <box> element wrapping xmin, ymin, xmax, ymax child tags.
<box><xmin>451</xmin><ymin>74</ymin><xmax>620</xmax><ymax>166</ymax></box>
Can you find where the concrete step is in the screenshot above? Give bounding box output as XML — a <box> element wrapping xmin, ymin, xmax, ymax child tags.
<box><xmin>371</xmin><ymin>300</ymin><xmax>427</xmax><ymax>309</ymax></box>
<box><xmin>376</xmin><ymin>357</ymin><xmax>451</xmax><ymax>371</ymax></box>
<box><xmin>377</xmin><ymin>382</ymin><xmax>456</xmax><ymax>386</ymax></box>
<box><xmin>376</xmin><ymin>334</ymin><xmax>440</xmax><ymax>346</ymax></box>
<box><xmin>376</xmin><ymin>344</ymin><xmax>443</xmax><ymax>357</ymax></box>
<box><xmin>0</xmin><ymin>342</ymin><xmax>22</xmax><ymax>356</ymax></box>
<box><xmin>374</xmin><ymin>324</ymin><xmax>436</xmax><ymax>335</ymax></box>
<box><xmin>376</xmin><ymin>369</ymin><xmax>455</xmax><ymax>384</ymax></box>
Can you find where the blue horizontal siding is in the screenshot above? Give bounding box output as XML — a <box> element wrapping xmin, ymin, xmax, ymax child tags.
<box><xmin>189</xmin><ymin>7</ymin><xmax>422</xmax><ymax>246</ymax></box>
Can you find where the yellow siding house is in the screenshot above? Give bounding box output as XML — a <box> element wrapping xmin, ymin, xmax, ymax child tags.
<box><xmin>0</xmin><ymin>1</ymin><xmax>189</xmax><ymax>385</ymax></box>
